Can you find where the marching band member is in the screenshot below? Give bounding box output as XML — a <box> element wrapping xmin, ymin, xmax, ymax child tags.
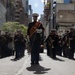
<box><xmin>27</xmin><ymin>13</ymin><xmax>44</xmax><ymax>65</ymax></box>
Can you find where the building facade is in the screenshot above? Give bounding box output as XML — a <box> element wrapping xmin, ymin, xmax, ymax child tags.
<box><xmin>56</xmin><ymin>0</ymin><xmax>74</xmax><ymax>3</ymax></box>
<box><xmin>56</xmin><ymin>0</ymin><xmax>75</xmax><ymax>34</ymax></box>
<box><xmin>28</xmin><ymin>5</ymin><xmax>33</xmax><ymax>23</ymax></box>
<box><xmin>22</xmin><ymin>0</ymin><xmax>29</xmax><ymax>26</ymax></box>
<box><xmin>71</xmin><ymin>0</ymin><xmax>75</xmax><ymax>3</ymax></box>
<box><xmin>0</xmin><ymin>0</ymin><xmax>30</xmax><ymax>26</ymax></box>
<box><xmin>6</xmin><ymin>0</ymin><xmax>15</xmax><ymax>21</ymax></box>
<box><xmin>56</xmin><ymin>0</ymin><xmax>64</xmax><ymax>3</ymax></box>
<box><xmin>44</xmin><ymin>0</ymin><xmax>52</xmax><ymax>38</ymax></box>
<box><xmin>64</xmin><ymin>0</ymin><xmax>71</xmax><ymax>3</ymax></box>
<box><xmin>0</xmin><ymin>1</ymin><xmax>6</xmax><ymax>25</ymax></box>
<box><xmin>15</xmin><ymin>0</ymin><xmax>24</xmax><ymax>23</ymax></box>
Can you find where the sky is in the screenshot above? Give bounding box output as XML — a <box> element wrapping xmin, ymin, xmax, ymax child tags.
<box><xmin>29</xmin><ymin>0</ymin><xmax>45</xmax><ymax>18</ymax></box>
<box><xmin>29</xmin><ymin>0</ymin><xmax>57</xmax><ymax>18</ymax></box>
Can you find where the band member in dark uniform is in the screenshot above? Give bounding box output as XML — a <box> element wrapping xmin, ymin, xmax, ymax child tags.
<box><xmin>14</xmin><ymin>30</ymin><xmax>26</xmax><ymax>59</ymax></box>
<box><xmin>68</xmin><ymin>28</ymin><xmax>75</xmax><ymax>59</ymax></box>
<box><xmin>62</xmin><ymin>30</ymin><xmax>70</xmax><ymax>57</ymax></box>
<box><xmin>57</xmin><ymin>35</ymin><xmax>63</xmax><ymax>56</ymax></box>
<box><xmin>45</xmin><ymin>33</ymin><xmax>51</xmax><ymax>56</ymax></box>
<box><xmin>0</xmin><ymin>32</ymin><xmax>6</xmax><ymax>58</ymax></box>
<box><xmin>27</xmin><ymin>13</ymin><xmax>44</xmax><ymax>65</ymax></box>
<box><xmin>4</xmin><ymin>32</ymin><xmax>13</xmax><ymax>57</ymax></box>
<box><xmin>49</xmin><ymin>29</ymin><xmax>59</xmax><ymax>59</ymax></box>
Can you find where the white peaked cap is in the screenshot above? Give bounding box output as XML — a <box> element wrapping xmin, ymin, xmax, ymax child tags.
<box><xmin>32</xmin><ymin>13</ymin><xmax>39</xmax><ymax>17</ymax></box>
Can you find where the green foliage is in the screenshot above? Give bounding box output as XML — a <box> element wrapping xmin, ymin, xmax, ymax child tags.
<box><xmin>0</xmin><ymin>22</ymin><xmax>28</xmax><ymax>36</ymax></box>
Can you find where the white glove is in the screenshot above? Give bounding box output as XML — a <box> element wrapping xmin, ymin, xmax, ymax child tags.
<box><xmin>36</xmin><ymin>29</ymin><xmax>42</xmax><ymax>33</ymax></box>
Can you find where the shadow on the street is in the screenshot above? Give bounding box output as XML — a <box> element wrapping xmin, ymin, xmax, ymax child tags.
<box><xmin>26</xmin><ymin>64</ymin><xmax>51</xmax><ymax>74</ymax></box>
<box><xmin>10</xmin><ymin>56</ymin><xmax>24</xmax><ymax>61</ymax></box>
<box><xmin>11</xmin><ymin>58</ymin><xmax>20</xmax><ymax>61</ymax></box>
<box><xmin>52</xmin><ymin>57</ymin><xmax>65</xmax><ymax>62</ymax></box>
<box><xmin>68</xmin><ymin>58</ymin><xmax>75</xmax><ymax>61</ymax></box>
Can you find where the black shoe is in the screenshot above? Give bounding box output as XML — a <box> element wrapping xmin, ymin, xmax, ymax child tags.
<box><xmin>31</xmin><ymin>62</ymin><xmax>35</xmax><ymax>65</ymax></box>
<box><xmin>35</xmin><ymin>62</ymin><xmax>39</xmax><ymax>65</ymax></box>
<box><xmin>69</xmin><ymin>57</ymin><xmax>75</xmax><ymax>60</ymax></box>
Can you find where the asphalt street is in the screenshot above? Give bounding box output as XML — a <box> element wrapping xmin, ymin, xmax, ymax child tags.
<box><xmin>0</xmin><ymin>50</ymin><xmax>75</xmax><ymax>75</ymax></box>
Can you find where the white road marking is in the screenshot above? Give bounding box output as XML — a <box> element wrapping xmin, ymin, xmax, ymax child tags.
<box><xmin>15</xmin><ymin>55</ymin><xmax>30</xmax><ymax>75</ymax></box>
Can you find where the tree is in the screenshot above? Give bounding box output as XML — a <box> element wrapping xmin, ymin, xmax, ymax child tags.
<box><xmin>0</xmin><ymin>22</ymin><xmax>28</xmax><ymax>37</ymax></box>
